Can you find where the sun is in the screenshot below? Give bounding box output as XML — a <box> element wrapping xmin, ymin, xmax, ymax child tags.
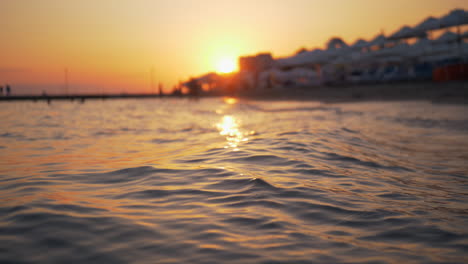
<box><xmin>216</xmin><ymin>57</ymin><xmax>236</xmax><ymax>74</ymax></box>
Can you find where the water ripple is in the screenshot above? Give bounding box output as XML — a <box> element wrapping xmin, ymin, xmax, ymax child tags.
<box><xmin>1</xmin><ymin>99</ymin><xmax>468</xmax><ymax>263</ymax></box>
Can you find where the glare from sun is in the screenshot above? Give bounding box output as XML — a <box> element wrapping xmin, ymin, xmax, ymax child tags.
<box><xmin>216</xmin><ymin>58</ymin><xmax>236</xmax><ymax>74</ymax></box>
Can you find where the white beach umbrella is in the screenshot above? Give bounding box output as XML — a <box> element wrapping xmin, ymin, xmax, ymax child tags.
<box><xmin>301</xmin><ymin>49</ymin><xmax>326</xmax><ymax>63</ymax></box>
<box><xmin>433</xmin><ymin>31</ymin><xmax>459</xmax><ymax>44</ymax></box>
<box><xmin>300</xmin><ymin>49</ymin><xmax>334</xmax><ymax>65</ymax></box>
<box><xmin>439</xmin><ymin>9</ymin><xmax>468</xmax><ymax>28</ymax></box>
<box><xmin>367</xmin><ymin>34</ymin><xmax>387</xmax><ymax>47</ymax></box>
<box><xmin>389</xmin><ymin>25</ymin><xmax>425</xmax><ymax>40</ymax></box>
<box><xmin>407</xmin><ymin>38</ymin><xmax>433</xmax><ymax>57</ymax></box>
<box><xmin>414</xmin><ymin>17</ymin><xmax>441</xmax><ymax>32</ymax></box>
<box><xmin>276</xmin><ymin>49</ymin><xmax>326</xmax><ymax>67</ymax></box>
<box><xmin>351</xmin><ymin>39</ymin><xmax>368</xmax><ymax>49</ymax></box>
<box><xmin>412</xmin><ymin>37</ymin><xmax>432</xmax><ymax>48</ymax></box>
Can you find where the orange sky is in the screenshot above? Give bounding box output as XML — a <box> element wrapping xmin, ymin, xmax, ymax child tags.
<box><xmin>1</xmin><ymin>0</ymin><xmax>467</xmax><ymax>94</ymax></box>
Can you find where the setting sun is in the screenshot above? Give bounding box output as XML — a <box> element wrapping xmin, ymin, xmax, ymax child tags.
<box><xmin>216</xmin><ymin>57</ymin><xmax>237</xmax><ymax>74</ymax></box>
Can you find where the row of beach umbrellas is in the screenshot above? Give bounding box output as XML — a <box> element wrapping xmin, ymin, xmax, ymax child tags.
<box><xmin>277</xmin><ymin>8</ymin><xmax>468</xmax><ymax>68</ymax></box>
<box><xmin>389</xmin><ymin>9</ymin><xmax>468</xmax><ymax>40</ymax></box>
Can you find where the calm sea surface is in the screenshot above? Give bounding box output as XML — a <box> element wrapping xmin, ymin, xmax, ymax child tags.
<box><xmin>1</xmin><ymin>98</ymin><xmax>468</xmax><ymax>264</ymax></box>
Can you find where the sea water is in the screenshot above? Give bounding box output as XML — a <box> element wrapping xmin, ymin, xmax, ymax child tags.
<box><xmin>0</xmin><ymin>98</ymin><xmax>467</xmax><ymax>264</ymax></box>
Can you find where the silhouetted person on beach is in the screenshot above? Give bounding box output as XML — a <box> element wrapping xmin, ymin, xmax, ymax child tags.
<box><xmin>158</xmin><ymin>83</ymin><xmax>164</xmax><ymax>96</ymax></box>
<box><xmin>5</xmin><ymin>85</ymin><xmax>11</xmax><ymax>96</ymax></box>
<box><xmin>0</xmin><ymin>86</ymin><xmax>3</xmax><ymax>96</ymax></box>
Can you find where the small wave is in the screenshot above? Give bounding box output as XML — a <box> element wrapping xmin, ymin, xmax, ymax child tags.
<box><xmin>2</xmin><ymin>99</ymin><xmax>468</xmax><ymax>263</ymax></box>
<box><xmin>0</xmin><ymin>132</ymin><xmax>24</xmax><ymax>139</ymax></box>
<box><xmin>223</xmin><ymin>155</ymin><xmax>300</xmax><ymax>166</ymax></box>
<box><xmin>257</xmin><ymin>106</ymin><xmax>341</xmax><ymax>113</ymax></box>
<box><xmin>291</xmin><ymin>168</ymin><xmax>344</xmax><ymax>178</ymax></box>
<box><xmin>150</xmin><ymin>138</ymin><xmax>184</xmax><ymax>144</ymax></box>
<box><xmin>323</xmin><ymin>151</ymin><xmax>412</xmax><ymax>172</ymax></box>
<box><xmin>360</xmin><ymin>225</ymin><xmax>465</xmax><ymax>244</ymax></box>
<box><xmin>119</xmin><ymin>188</ymin><xmax>224</xmax><ymax>200</ymax></box>
<box><xmin>379</xmin><ymin>116</ymin><xmax>468</xmax><ymax>132</ymax></box>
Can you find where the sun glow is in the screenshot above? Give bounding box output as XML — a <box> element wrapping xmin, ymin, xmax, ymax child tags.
<box><xmin>216</xmin><ymin>57</ymin><xmax>236</xmax><ymax>74</ymax></box>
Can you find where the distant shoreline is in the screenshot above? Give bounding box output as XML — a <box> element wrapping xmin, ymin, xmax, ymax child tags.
<box><xmin>0</xmin><ymin>93</ymin><xmax>164</xmax><ymax>102</ymax></box>
<box><xmin>1</xmin><ymin>81</ymin><xmax>467</xmax><ymax>104</ymax></box>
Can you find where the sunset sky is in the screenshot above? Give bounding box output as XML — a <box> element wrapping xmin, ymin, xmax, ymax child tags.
<box><xmin>1</xmin><ymin>0</ymin><xmax>467</xmax><ymax>94</ymax></box>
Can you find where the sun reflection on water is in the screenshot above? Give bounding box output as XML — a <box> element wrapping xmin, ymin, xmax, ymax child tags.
<box><xmin>216</xmin><ymin>115</ymin><xmax>249</xmax><ymax>150</ymax></box>
<box><xmin>223</xmin><ymin>97</ymin><xmax>238</xmax><ymax>105</ymax></box>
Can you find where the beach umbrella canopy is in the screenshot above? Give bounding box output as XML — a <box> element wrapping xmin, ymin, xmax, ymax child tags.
<box><xmin>434</xmin><ymin>31</ymin><xmax>459</xmax><ymax>44</ymax></box>
<box><xmin>439</xmin><ymin>9</ymin><xmax>468</xmax><ymax>28</ymax></box>
<box><xmin>307</xmin><ymin>48</ymin><xmax>341</xmax><ymax>64</ymax></box>
<box><xmin>367</xmin><ymin>34</ymin><xmax>387</xmax><ymax>47</ymax></box>
<box><xmin>373</xmin><ymin>43</ymin><xmax>411</xmax><ymax>57</ymax></box>
<box><xmin>326</xmin><ymin>37</ymin><xmax>349</xmax><ymax>50</ymax></box>
<box><xmin>351</xmin><ymin>39</ymin><xmax>368</xmax><ymax>49</ymax></box>
<box><xmin>413</xmin><ymin>37</ymin><xmax>432</xmax><ymax>47</ymax></box>
<box><xmin>389</xmin><ymin>26</ymin><xmax>425</xmax><ymax>40</ymax></box>
<box><xmin>276</xmin><ymin>49</ymin><xmax>326</xmax><ymax>67</ymax></box>
<box><xmin>407</xmin><ymin>38</ymin><xmax>432</xmax><ymax>57</ymax></box>
<box><xmin>412</xmin><ymin>38</ymin><xmax>433</xmax><ymax>50</ymax></box>
<box><xmin>308</xmin><ymin>49</ymin><xmax>337</xmax><ymax>64</ymax></box>
<box><xmin>276</xmin><ymin>55</ymin><xmax>302</xmax><ymax>68</ymax></box>
<box><xmin>414</xmin><ymin>17</ymin><xmax>441</xmax><ymax>32</ymax></box>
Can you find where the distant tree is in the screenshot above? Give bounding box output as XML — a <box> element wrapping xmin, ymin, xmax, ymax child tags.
<box><xmin>326</xmin><ymin>37</ymin><xmax>348</xmax><ymax>50</ymax></box>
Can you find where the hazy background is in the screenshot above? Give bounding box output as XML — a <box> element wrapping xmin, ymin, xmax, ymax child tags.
<box><xmin>1</xmin><ymin>0</ymin><xmax>467</xmax><ymax>94</ymax></box>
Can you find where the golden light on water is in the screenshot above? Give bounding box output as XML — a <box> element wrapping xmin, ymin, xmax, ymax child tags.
<box><xmin>216</xmin><ymin>115</ymin><xmax>248</xmax><ymax>150</ymax></box>
<box><xmin>223</xmin><ymin>97</ymin><xmax>238</xmax><ymax>105</ymax></box>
